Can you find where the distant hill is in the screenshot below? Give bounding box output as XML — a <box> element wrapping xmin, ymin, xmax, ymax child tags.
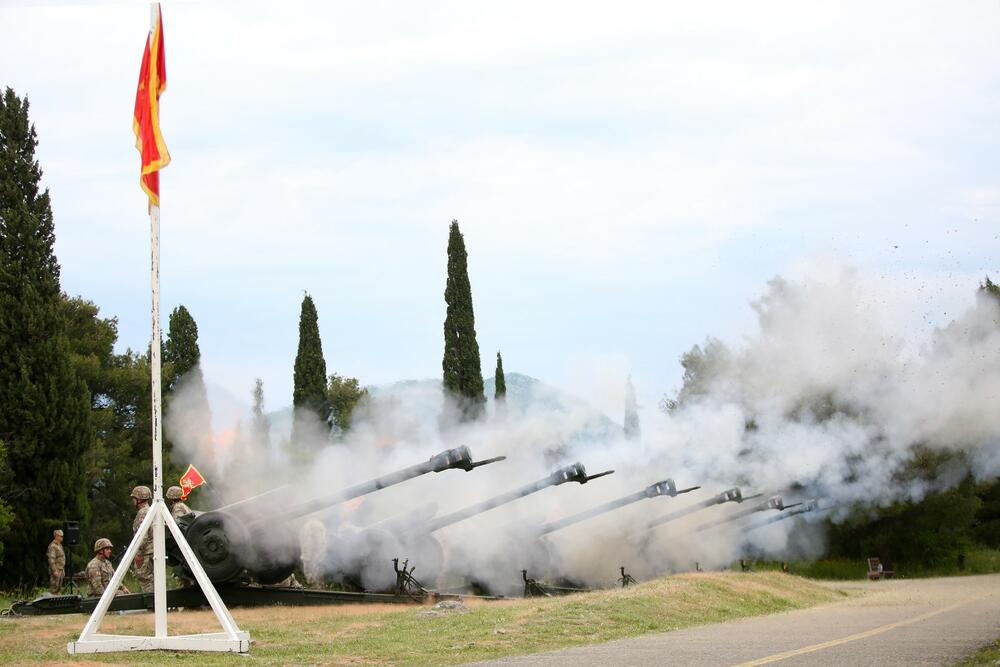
<box><xmin>218</xmin><ymin>372</ymin><xmax>624</xmax><ymax>448</ymax></box>
<box><xmin>372</xmin><ymin>372</ymin><xmax>624</xmax><ymax>445</ymax></box>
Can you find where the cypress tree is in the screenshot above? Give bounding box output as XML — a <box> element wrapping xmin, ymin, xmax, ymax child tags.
<box><xmin>163</xmin><ymin>305</ymin><xmax>201</xmax><ymax>383</ymax></box>
<box><xmin>163</xmin><ymin>305</ymin><xmax>213</xmax><ymax>482</ymax></box>
<box><xmin>251</xmin><ymin>378</ymin><xmax>271</xmax><ymax>453</ymax></box>
<box><xmin>442</xmin><ymin>220</ymin><xmax>485</xmax><ymax>420</ymax></box>
<box><xmin>494</xmin><ymin>351</ymin><xmax>506</xmax><ymax>401</ymax></box>
<box><xmin>624</xmin><ymin>375</ymin><xmax>641</xmax><ymax>441</ymax></box>
<box><xmin>293</xmin><ymin>294</ymin><xmax>328</xmax><ymax>413</ymax></box>
<box><xmin>291</xmin><ymin>294</ymin><xmax>329</xmax><ymax>453</ymax></box>
<box><xmin>0</xmin><ymin>88</ymin><xmax>92</xmax><ymax>587</ymax></box>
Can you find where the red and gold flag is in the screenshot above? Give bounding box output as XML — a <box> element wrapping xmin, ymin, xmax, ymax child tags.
<box><xmin>133</xmin><ymin>5</ymin><xmax>170</xmax><ymax>210</ymax></box>
<box><xmin>179</xmin><ymin>464</ymin><xmax>206</xmax><ymax>500</ymax></box>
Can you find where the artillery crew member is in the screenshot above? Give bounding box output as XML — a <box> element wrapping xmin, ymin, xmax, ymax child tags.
<box><xmin>86</xmin><ymin>538</ymin><xmax>129</xmax><ymax>597</ymax></box>
<box><xmin>131</xmin><ymin>485</ymin><xmax>154</xmax><ymax>592</ymax></box>
<box><xmin>46</xmin><ymin>529</ymin><xmax>65</xmax><ymax>594</ymax></box>
<box><xmin>166</xmin><ymin>485</ymin><xmax>191</xmax><ymax>519</ymax></box>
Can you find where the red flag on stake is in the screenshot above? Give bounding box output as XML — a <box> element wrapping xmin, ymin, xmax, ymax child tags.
<box><xmin>179</xmin><ymin>464</ymin><xmax>206</xmax><ymax>500</ymax></box>
<box><xmin>133</xmin><ymin>4</ymin><xmax>170</xmax><ymax>210</ymax></box>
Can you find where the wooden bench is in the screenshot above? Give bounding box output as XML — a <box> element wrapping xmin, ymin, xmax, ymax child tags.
<box><xmin>867</xmin><ymin>557</ymin><xmax>895</xmax><ymax>580</ymax></box>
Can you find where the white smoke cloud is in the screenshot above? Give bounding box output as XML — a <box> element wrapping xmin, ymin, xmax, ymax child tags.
<box><xmin>166</xmin><ymin>264</ymin><xmax>1000</xmax><ymax>591</ymax></box>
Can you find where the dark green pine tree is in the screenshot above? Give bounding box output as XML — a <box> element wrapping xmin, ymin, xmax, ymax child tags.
<box><xmin>250</xmin><ymin>378</ymin><xmax>271</xmax><ymax>452</ymax></box>
<box><xmin>0</xmin><ymin>88</ymin><xmax>92</xmax><ymax>587</ymax></box>
<box><xmin>163</xmin><ymin>305</ymin><xmax>201</xmax><ymax>383</ymax></box>
<box><xmin>442</xmin><ymin>220</ymin><xmax>485</xmax><ymax>420</ymax></box>
<box><xmin>291</xmin><ymin>294</ymin><xmax>329</xmax><ymax>452</ymax></box>
<box><xmin>981</xmin><ymin>275</ymin><xmax>1000</xmax><ymax>301</ymax></box>
<box><xmin>163</xmin><ymin>305</ymin><xmax>213</xmax><ymax>483</ymax></box>
<box><xmin>494</xmin><ymin>351</ymin><xmax>506</xmax><ymax>401</ymax></box>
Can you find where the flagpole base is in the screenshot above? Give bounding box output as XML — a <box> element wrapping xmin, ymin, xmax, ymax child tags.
<box><xmin>68</xmin><ymin>632</ymin><xmax>250</xmax><ymax>654</ymax></box>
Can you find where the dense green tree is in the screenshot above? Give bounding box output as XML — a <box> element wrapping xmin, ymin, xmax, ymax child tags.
<box><xmin>163</xmin><ymin>305</ymin><xmax>201</xmax><ymax>385</ymax></box>
<box><xmin>828</xmin><ymin>479</ymin><xmax>981</xmax><ymax>569</ymax></box>
<box><xmin>494</xmin><ymin>351</ymin><xmax>506</xmax><ymax>402</ymax></box>
<box><xmin>0</xmin><ymin>439</ymin><xmax>14</xmax><ymax>567</ymax></box>
<box><xmin>981</xmin><ymin>275</ymin><xmax>1000</xmax><ymax>300</ymax></box>
<box><xmin>442</xmin><ymin>220</ymin><xmax>485</xmax><ymax>421</ymax></box>
<box><xmin>163</xmin><ymin>304</ymin><xmax>213</xmax><ymax>484</ymax></box>
<box><xmin>293</xmin><ymin>294</ymin><xmax>328</xmax><ymax>414</ymax></box>
<box><xmin>974</xmin><ymin>276</ymin><xmax>1000</xmax><ymax>547</ymax></box>
<box><xmin>326</xmin><ymin>373</ymin><xmax>368</xmax><ymax>434</ymax></box>
<box><xmin>659</xmin><ymin>338</ymin><xmax>732</xmax><ymax>413</ymax></box>
<box><xmin>61</xmin><ymin>296</ymin><xmax>158</xmax><ymax>559</ymax></box>
<box><xmin>624</xmin><ymin>375</ymin><xmax>640</xmax><ymax>441</ymax></box>
<box><xmin>291</xmin><ymin>294</ymin><xmax>329</xmax><ymax>455</ymax></box>
<box><xmin>0</xmin><ymin>88</ymin><xmax>92</xmax><ymax>587</ymax></box>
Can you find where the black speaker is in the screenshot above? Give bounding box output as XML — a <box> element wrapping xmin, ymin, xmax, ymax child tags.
<box><xmin>62</xmin><ymin>520</ymin><xmax>80</xmax><ymax>546</ymax></box>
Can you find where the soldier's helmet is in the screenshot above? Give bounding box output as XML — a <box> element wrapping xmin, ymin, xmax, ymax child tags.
<box><xmin>130</xmin><ymin>485</ymin><xmax>152</xmax><ymax>501</ymax></box>
<box><xmin>166</xmin><ymin>486</ymin><xmax>183</xmax><ymax>500</ymax></box>
<box><xmin>94</xmin><ymin>538</ymin><xmax>113</xmax><ymax>553</ymax></box>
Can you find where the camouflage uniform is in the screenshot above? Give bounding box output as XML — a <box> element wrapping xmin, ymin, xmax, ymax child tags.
<box><xmin>86</xmin><ymin>554</ymin><xmax>116</xmax><ymax>596</ymax></box>
<box><xmin>170</xmin><ymin>500</ymin><xmax>192</xmax><ymax>519</ymax></box>
<box><xmin>47</xmin><ymin>537</ymin><xmax>66</xmax><ymax>594</ymax></box>
<box><xmin>132</xmin><ymin>504</ymin><xmax>154</xmax><ymax>591</ymax></box>
<box><xmin>166</xmin><ymin>486</ymin><xmax>192</xmax><ymax>520</ymax></box>
<box><xmin>131</xmin><ymin>487</ymin><xmax>155</xmax><ymax>593</ymax></box>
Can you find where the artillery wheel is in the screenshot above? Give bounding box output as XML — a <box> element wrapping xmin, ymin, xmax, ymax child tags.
<box><xmin>184</xmin><ymin>511</ymin><xmax>249</xmax><ymax>583</ymax></box>
<box><xmin>247</xmin><ymin>522</ymin><xmax>301</xmax><ymax>585</ymax></box>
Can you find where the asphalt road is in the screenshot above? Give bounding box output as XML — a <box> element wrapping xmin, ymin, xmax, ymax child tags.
<box><xmin>469</xmin><ymin>574</ymin><xmax>1000</xmax><ymax>667</ymax></box>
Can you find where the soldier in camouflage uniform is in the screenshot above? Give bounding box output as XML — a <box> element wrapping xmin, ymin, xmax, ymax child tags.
<box><xmin>46</xmin><ymin>529</ymin><xmax>65</xmax><ymax>594</ymax></box>
<box><xmin>166</xmin><ymin>486</ymin><xmax>191</xmax><ymax>520</ymax></box>
<box><xmin>131</xmin><ymin>485</ymin><xmax>154</xmax><ymax>592</ymax></box>
<box><xmin>86</xmin><ymin>538</ymin><xmax>129</xmax><ymax>597</ymax></box>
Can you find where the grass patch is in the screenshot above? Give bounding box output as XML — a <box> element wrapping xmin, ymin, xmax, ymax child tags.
<box><xmin>0</xmin><ymin>572</ymin><xmax>841</xmax><ymax>665</ymax></box>
<box><xmin>752</xmin><ymin>549</ymin><xmax>1000</xmax><ymax>581</ymax></box>
<box><xmin>753</xmin><ymin>558</ymin><xmax>867</xmax><ymax>580</ymax></box>
<box><xmin>952</xmin><ymin>638</ymin><xmax>1000</xmax><ymax>666</ymax></box>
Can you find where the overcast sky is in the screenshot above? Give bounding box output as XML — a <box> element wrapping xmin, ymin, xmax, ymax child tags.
<box><xmin>2</xmin><ymin>0</ymin><xmax>998</xmax><ymax>422</ymax></box>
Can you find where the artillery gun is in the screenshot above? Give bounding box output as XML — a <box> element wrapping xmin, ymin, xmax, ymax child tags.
<box><xmin>745</xmin><ymin>499</ymin><xmax>825</xmax><ymax>532</ymax></box>
<box><xmin>328</xmin><ymin>462</ymin><xmax>615</xmax><ymax>589</ymax></box>
<box><xmin>638</xmin><ymin>487</ymin><xmax>748</xmax><ymax>535</ymax></box>
<box><xmin>516</xmin><ymin>478</ymin><xmax>700</xmax><ymax>585</ymax></box>
<box><xmin>536</xmin><ymin>478</ymin><xmax>700</xmax><ymax>537</ymax></box>
<box><xmin>165</xmin><ymin>446</ymin><xmax>504</xmax><ymax>585</ymax></box>
<box><xmin>692</xmin><ymin>494</ymin><xmax>798</xmax><ymax>533</ymax></box>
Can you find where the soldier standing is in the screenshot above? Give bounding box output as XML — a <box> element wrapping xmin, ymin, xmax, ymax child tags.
<box><xmin>166</xmin><ymin>486</ymin><xmax>191</xmax><ymax>519</ymax></box>
<box><xmin>46</xmin><ymin>529</ymin><xmax>66</xmax><ymax>594</ymax></box>
<box><xmin>130</xmin><ymin>485</ymin><xmax>154</xmax><ymax>592</ymax></box>
<box><xmin>86</xmin><ymin>538</ymin><xmax>130</xmax><ymax>597</ymax></box>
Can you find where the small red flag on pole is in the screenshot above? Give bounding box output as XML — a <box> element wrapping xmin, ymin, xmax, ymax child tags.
<box><xmin>133</xmin><ymin>4</ymin><xmax>170</xmax><ymax>210</ymax></box>
<box><xmin>179</xmin><ymin>464</ymin><xmax>206</xmax><ymax>500</ymax></box>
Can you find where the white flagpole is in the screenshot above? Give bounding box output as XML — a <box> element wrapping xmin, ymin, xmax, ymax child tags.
<box><xmin>150</xmin><ymin>201</ymin><xmax>167</xmax><ymax>637</ymax></box>
<box><xmin>69</xmin><ymin>2</ymin><xmax>247</xmax><ymax>654</ymax></box>
<box><xmin>147</xmin><ymin>2</ymin><xmax>168</xmax><ymax>637</ymax></box>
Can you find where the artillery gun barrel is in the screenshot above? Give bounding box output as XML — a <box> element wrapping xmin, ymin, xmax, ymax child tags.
<box><xmin>422</xmin><ymin>462</ymin><xmax>615</xmax><ymax>534</ymax></box>
<box><xmin>537</xmin><ymin>479</ymin><xmax>700</xmax><ymax>536</ymax></box>
<box><xmin>168</xmin><ymin>446</ymin><xmax>503</xmax><ymax>586</ymax></box>
<box><xmin>693</xmin><ymin>495</ymin><xmax>787</xmax><ymax>533</ymax></box>
<box><xmin>642</xmin><ymin>487</ymin><xmax>745</xmax><ymax>532</ymax></box>
<box><xmin>251</xmin><ymin>447</ymin><xmax>504</xmax><ymax>526</ymax></box>
<box><xmin>745</xmin><ymin>500</ymin><xmax>825</xmax><ymax>532</ymax></box>
<box><xmin>329</xmin><ymin>462</ymin><xmax>614</xmax><ymax>591</ymax></box>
